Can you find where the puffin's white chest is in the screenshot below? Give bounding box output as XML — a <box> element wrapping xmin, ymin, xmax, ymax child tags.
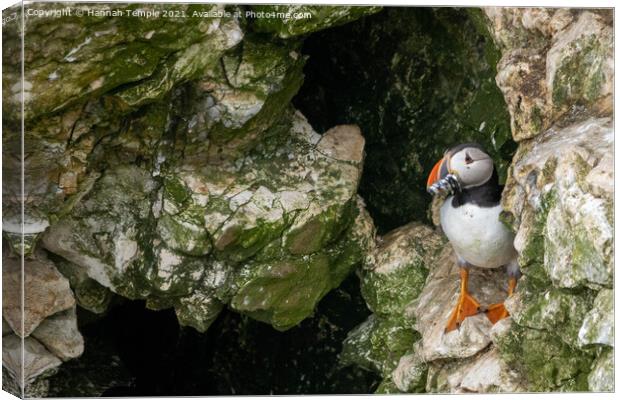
<box><xmin>440</xmin><ymin>197</ymin><xmax>516</xmax><ymax>269</ymax></box>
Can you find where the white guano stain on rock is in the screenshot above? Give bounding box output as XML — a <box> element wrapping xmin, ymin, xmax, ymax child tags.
<box><xmin>113</xmin><ymin>234</ymin><xmax>138</xmax><ymax>273</ymax></box>
<box><xmin>64</xmin><ymin>36</ymin><xmax>92</xmax><ymax>62</ymax></box>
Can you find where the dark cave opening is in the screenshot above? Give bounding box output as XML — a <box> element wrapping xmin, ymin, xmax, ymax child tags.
<box><xmin>49</xmin><ymin>274</ymin><xmax>379</xmax><ymax>396</ymax></box>
<box><xmin>293</xmin><ymin>7</ymin><xmax>515</xmax><ymax>233</ymax></box>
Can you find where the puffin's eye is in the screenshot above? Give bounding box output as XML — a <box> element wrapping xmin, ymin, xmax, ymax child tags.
<box><xmin>465</xmin><ymin>153</ymin><xmax>473</xmax><ymax>164</ymax></box>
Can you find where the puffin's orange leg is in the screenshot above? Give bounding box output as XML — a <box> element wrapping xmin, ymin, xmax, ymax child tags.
<box><xmin>445</xmin><ymin>267</ymin><xmax>482</xmax><ymax>333</ymax></box>
<box><xmin>485</xmin><ymin>276</ymin><xmax>517</xmax><ymax>324</ymax></box>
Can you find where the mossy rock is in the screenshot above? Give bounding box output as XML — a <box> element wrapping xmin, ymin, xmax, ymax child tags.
<box><xmin>42</xmin><ymin>109</ymin><xmax>371</xmax><ymax>332</ymax></box>
<box><xmin>496</xmin><ymin>323</ymin><xmax>595</xmax><ymax>391</ymax></box>
<box><xmin>340</xmin><ymin>315</ymin><xmax>419</xmax><ymax>377</ymax></box>
<box><xmin>360</xmin><ymin>223</ymin><xmax>444</xmax><ymax>318</ymax></box>
<box><xmin>230</xmin><ymin>198</ymin><xmax>375</xmax><ymax>331</ymax></box>
<box><xmin>340</xmin><ymin>222</ymin><xmax>443</xmax><ymax>392</ymax></box>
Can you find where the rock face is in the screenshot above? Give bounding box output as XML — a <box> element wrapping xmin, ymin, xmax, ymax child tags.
<box><xmin>2</xmin><ymin>4</ymin><xmax>381</xmax><ymax>396</ymax></box>
<box><xmin>3</xmin><ymin>2</ymin><xmax>377</xmax><ymax>339</ymax></box>
<box><xmin>413</xmin><ymin>248</ymin><xmax>526</xmax><ymax>393</ymax></box>
<box><xmin>340</xmin><ymin>223</ymin><xmax>444</xmax><ymax>392</ymax></box>
<box><xmin>486</xmin><ymin>9</ymin><xmax>613</xmax><ymax>141</ymax></box>
<box><xmin>340</xmin><ymin>226</ymin><xmax>526</xmax><ymax>394</ymax></box>
<box><xmin>2</xmin><ymin>250</ymin><xmax>84</xmax><ymax>396</ymax></box>
<box><xmin>484</xmin><ymin>8</ymin><xmax>614</xmax><ymax>392</ymax></box>
<box><xmin>341</xmin><ymin>7</ymin><xmax>612</xmax><ymax>394</ymax></box>
<box><xmin>42</xmin><ymin>111</ymin><xmax>373</xmax><ymax>332</ymax></box>
<box><xmin>2</xmin><ymin>3</ymin><xmax>246</xmax><ymax>254</ymax></box>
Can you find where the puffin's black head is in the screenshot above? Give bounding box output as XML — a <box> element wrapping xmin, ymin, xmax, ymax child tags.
<box><xmin>427</xmin><ymin>143</ymin><xmax>495</xmax><ymax>192</ymax></box>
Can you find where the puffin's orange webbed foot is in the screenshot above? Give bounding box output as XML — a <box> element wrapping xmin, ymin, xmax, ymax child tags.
<box><xmin>445</xmin><ymin>291</ymin><xmax>482</xmax><ymax>333</ymax></box>
<box><xmin>485</xmin><ymin>276</ymin><xmax>517</xmax><ymax>324</ymax></box>
<box><xmin>485</xmin><ymin>302</ymin><xmax>509</xmax><ymax>324</ymax></box>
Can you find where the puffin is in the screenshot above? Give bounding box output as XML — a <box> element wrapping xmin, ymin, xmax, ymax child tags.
<box><xmin>426</xmin><ymin>143</ymin><xmax>520</xmax><ymax>332</ymax></box>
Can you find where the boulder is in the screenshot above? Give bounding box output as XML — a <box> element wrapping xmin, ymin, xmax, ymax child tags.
<box><xmin>485</xmin><ymin>9</ymin><xmax>612</xmax><ymax>140</ymax></box>
<box><xmin>2</xmin><ymin>253</ymin><xmax>75</xmax><ymax>337</ymax></box>
<box><xmin>340</xmin><ymin>222</ymin><xmax>444</xmax><ymax>391</ymax></box>
<box><xmin>31</xmin><ymin>308</ymin><xmax>85</xmax><ymax>361</ymax></box>
<box><xmin>482</xmin><ymin>7</ymin><xmax>613</xmax><ymax>392</ymax></box>
<box><xmin>43</xmin><ymin>111</ymin><xmax>373</xmax><ymax>332</ymax></box>
<box><xmin>2</xmin><ymin>335</ymin><xmax>62</xmax><ymax>389</ymax></box>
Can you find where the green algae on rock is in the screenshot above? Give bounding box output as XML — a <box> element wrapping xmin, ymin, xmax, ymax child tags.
<box><xmin>2</xmin><ymin>3</ymin><xmax>245</xmax><ymax>255</ymax></box>
<box><xmin>485</xmin><ymin>7</ymin><xmax>614</xmax><ymax>392</ymax></box>
<box><xmin>588</xmin><ymin>348</ymin><xmax>614</xmax><ymax>391</ymax></box>
<box><xmin>341</xmin><ymin>222</ymin><xmax>444</xmax><ymax>392</ymax></box>
<box><xmin>495</xmin><ymin>322</ymin><xmax>595</xmax><ymax>391</ymax></box>
<box><xmin>2</xmin><ymin>3</ymin><xmax>614</xmax><ymax>395</ymax></box>
<box><xmin>486</xmin><ymin>9</ymin><xmax>613</xmax><ymax>141</ymax></box>
<box><xmin>355</xmin><ymin>9</ymin><xmax>614</xmax><ymax>393</ymax></box>
<box><xmin>578</xmin><ymin>289</ymin><xmax>613</xmax><ymax>348</ymax></box>
<box><xmin>251</xmin><ymin>5</ymin><xmax>382</xmax><ymax>38</ymax></box>
<box><xmin>42</xmin><ymin>110</ymin><xmax>372</xmax><ymax>333</ymax></box>
<box><xmin>193</xmin><ymin>34</ymin><xmax>307</xmax><ymax>161</ymax></box>
<box><xmin>52</xmin><ymin>256</ymin><xmax>114</xmax><ymax>315</ymax></box>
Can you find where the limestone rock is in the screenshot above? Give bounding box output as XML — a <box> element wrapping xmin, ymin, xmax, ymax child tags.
<box><xmin>341</xmin><ymin>222</ymin><xmax>444</xmax><ymax>391</ymax></box>
<box><xmin>230</xmin><ymin>195</ymin><xmax>373</xmax><ymax>331</ymax></box>
<box><xmin>361</xmin><ymin>222</ymin><xmax>444</xmax><ymax>318</ymax></box>
<box><xmin>43</xmin><ymin>111</ymin><xmax>372</xmax><ymax>332</ymax></box>
<box><xmin>503</xmin><ymin>118</ymin><xmax>613</xmax><ymax>291</ymax></box>
<box><xmin>427</xmin><ymin>348</ymin><xmax>524</xmax><ymax>393</ymax></box>
<box><xmin>31</xmin><ymin>308</ymin><xmax>84</xmax><ymax>361</ymax></box>
<box><xmin>53</xmin><ymin>257</ymin><xmax>113</xmax><ymax>314</ymax></box>
<box><xmin>2</xmin><ymin>253</ymin><xmax>75</xmax><ymax>337</ymax></box>
<box><xmin>588</xmin><ymin>348</ymin><xmax>613</xmax><ymax>392</ymax></box>
<box><xmin>2</xmin><ymin>335</ymin><xmax>62</xmax><ymax>386</ymax></box>
<box><xmin>340</xmin><ymin>314</ymin><xmax>419</xmax><ymax>377</ymax></box>
<box><xmin>2</xmin><ymin>3</ymin><xmax>244</xmax><ymax>253</ymax></box>
<box><xmin>391</xmin><ymin>348</ymin><xmax>428</xmax><ymax>393</ymax></box>
<box><xmin>482</xmin><ymin>8</ymin><xmax>613</xmax><ymax>392</ymax></box>
<box><xmin>495</xmin><ymin>321</ymin><xmax>595</xmax><ymax>391</ymax></box>
<box><xmin>546</xmin><ymin>12</ymin><xmax>613</xmax><ymax>120</ymax></box>
<box><xmin>11</xmin><ymin>3</ymin><xmax>240</xmax><ymax>119</ymax></box>
<box><xmin>413</xmin><ymin>246</ymin><xmax>506</xmax><ymax>361</ymax></box>
<box><xmin>578</xmin><ymin>289</ymin><xmax>613</xmax><ymax>348</ymax></box>
<box><xmin>484</xmin><ymin>9</ymin><xmax>612</xmax><ymax>140</ymax></box>
<box><xmin>175</xmin><ymin>291</ymin><xmax>225</xmax><ymax>333</ymax></box>
<box><xmin>251</xmin><ymin>5</ymin><xmax>382</xmax><ymax>38</ymax></box>
<box><xmin>506</xmin><ymin>283</ymin><xmax>594</xmax><ymax>349</ymax></box>
<box><xmin>42</xmin><ymin>165</ymin><xmax>159</xmax><ymax>298</ymax></box>
<box><xmin>189</xmin><ymin>34</ymin><xmax>306</xmax><ymax>162</ymax></box>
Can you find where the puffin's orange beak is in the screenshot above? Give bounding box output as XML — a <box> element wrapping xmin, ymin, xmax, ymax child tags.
<box><xmin>427</xmin><ymin>157</ymin><xmax>445</xmax><ymax>189</ymax></box>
